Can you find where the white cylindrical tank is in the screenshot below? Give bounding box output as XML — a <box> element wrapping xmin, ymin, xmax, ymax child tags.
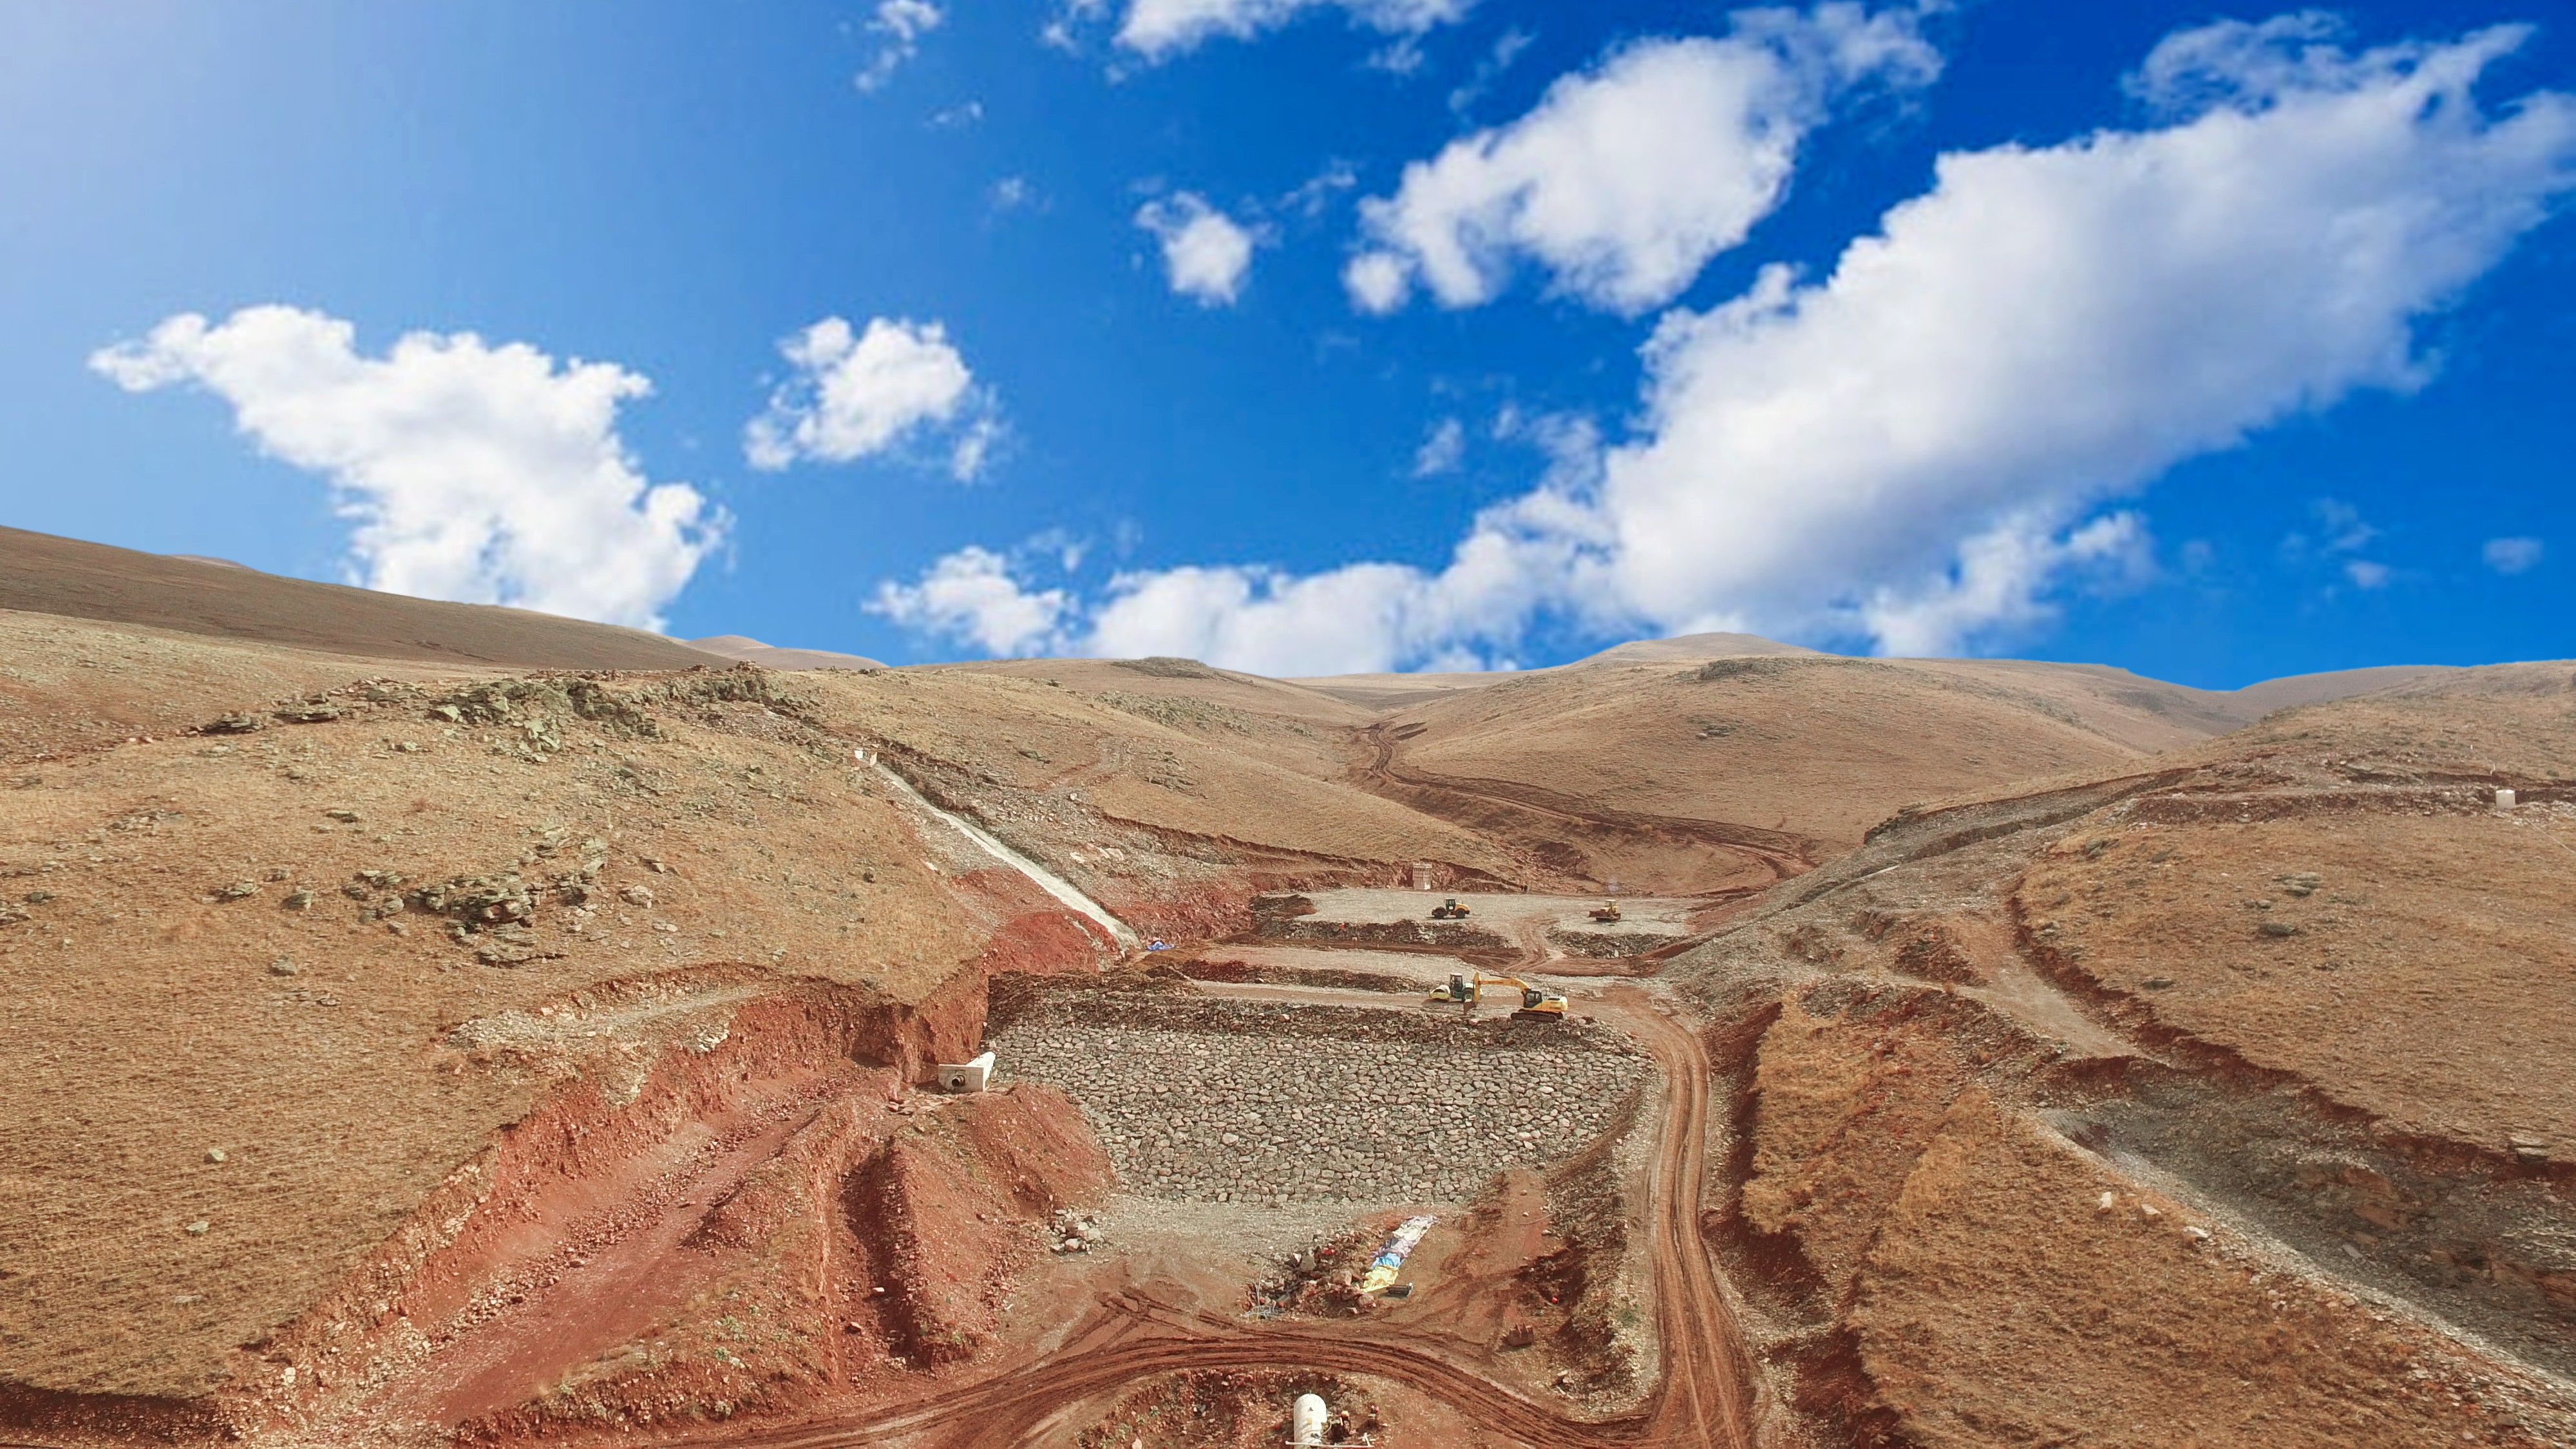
<box><xmin>1289</xmin><ymin>1392</ymin><xmax>1328</xmax><ymax>1446</ymax></box>
<box><xmin>2497</xmin><ymin>787</ymin><xmax>2518</xmax><ymax>810</ymax></box>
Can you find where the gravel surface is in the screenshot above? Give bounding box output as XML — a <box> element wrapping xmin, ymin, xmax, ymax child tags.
<box><xmin>989</xmin><ymin>1012</ymin><xmax>1647</xmax><ymax>1207</ymax></box>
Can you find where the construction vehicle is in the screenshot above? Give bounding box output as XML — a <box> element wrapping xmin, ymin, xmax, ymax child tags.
<box><xmin>1428</xmin><ymin>897</ymin><xmax>1470</xmax><ymax>920</ymax></box>
<box><xmin>1426</xmin><ymin>972</ymin><xmax>1567</xmax><ymax>1020</ymax></box>
<box><xmin>1589</xmin><ymin>900</ymin><xmax>1622</xmax><ymax>923</ymax></box>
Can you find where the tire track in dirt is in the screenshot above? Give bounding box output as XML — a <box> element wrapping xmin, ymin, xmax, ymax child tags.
<box><xmin>677</xmin><ymin>987</ymin><xmax>1758</xmax><ymax>1449</ymax></box>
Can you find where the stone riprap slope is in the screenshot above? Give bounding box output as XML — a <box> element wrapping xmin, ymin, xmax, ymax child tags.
<box><xmin>987</xmin><ymin>995</ymin><xmax>1647</xmax><ymax>1206</ymax></box>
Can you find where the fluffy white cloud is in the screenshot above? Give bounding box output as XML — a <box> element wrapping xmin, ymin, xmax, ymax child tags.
<box><xmin>1107</xmin><ymin>0</ymin><xmax>1469</xmax><ymax>61</ymax></box>
<box><xmin>1341</xmin><ymin>251</ymin><xmax>1410</xmax><ymax>313</ymax></box>
<box><xmin>1085</xmin><ymin>486</ymin><xmax>1611</xmax><ymax>674</ymax></box>
<box><xmin>90</xmin><ymin>306</ymin><xmax>719</xmax><ymax>631</ymax></box>
<box><xmin>744</xmin><ymin>316</ymin><xmax>997</xmax><ymax>480</ymax></box>
<box><xmin>1860</xmin><ymin>513</ymin><xmax>2150</xmax><ymax>657</ymax></box>
<box><xmin>857</xmin><ymin>0</ymin><xmax>943</xmax><ymax>91</ymax></box>
<box><xmin>2483</xmin><ymin>536</ymin><xmax>2545</xmax><ymax>574</ymax></box>
<box><xmin>869</xmin><ymin>545</ymin><xmax>1072</xmax><ymax>656</ymax></box>
<box><xmin>1591</xmin><ymin>15</ymin><xmax>2573</xmax><ymax>649</ymax></box>
<box><xmin>1135</xmin><ymin>193</ymin><xmax>1258</xmax><ymax>306</ymax></box>
<box><xmin>1347</xmin><ymin>4</ymin><xmax>1942</xmax><ymax>316</ymax></box>
<box><xmin>884</xmin><ymin>17</ymin><xmax>2576</xmax><ymax>670</ymax></box>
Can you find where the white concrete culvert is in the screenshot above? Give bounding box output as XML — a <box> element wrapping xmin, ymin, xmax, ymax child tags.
<box><xmin>864</xmin><ymin>753</ymin><xmax>1141</xmax><ymax>950</ymax></box>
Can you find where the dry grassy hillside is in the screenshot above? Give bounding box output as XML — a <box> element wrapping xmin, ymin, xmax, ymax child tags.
<box><xmin>0</xmin><ymin>527</ymin><xmax>733</xmax><ymax>672</ymax></box>
<box><xmin>0</xmin><ymin>632</ymin><xmax>1061</xmax><ymax>1409</ymax></box>
<box><xmin>6</xmin><ymin>535</ymin><xmax>2568</xmax><ymax>1449</ymax></box>
<box><xmin>0</xmin><ymin>614</ymin><xmax>1542</xmax><ymax>1437</ymax></box>
<box><xmin>1670</xmin><ymin>674</ymin><xmax>2576</xmax><ymax>1446</ymax></box>
<box><xmin>1378</xmin><ymin>656</ymin><xmax>2148</xmax><ymax>881</ymax></box>
<box><xmin>818</xmin><ymin>665</ymin><xmax>1526</xmax><ymax>933</ymax></box>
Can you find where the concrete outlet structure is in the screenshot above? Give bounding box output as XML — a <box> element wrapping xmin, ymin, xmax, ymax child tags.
<box><xmin>938</xmin><ymin>1050</ymin><xmax>995</xmax><ymax>1093</ymax></box>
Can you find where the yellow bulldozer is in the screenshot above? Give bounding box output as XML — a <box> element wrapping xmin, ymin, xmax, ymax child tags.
<box><xmin>1426</xmin><ymin>972</ymin><xmax>1567</xmax><ymax>1020</ymax></box>
<box><xmin>1588</xmin><ymin>900</ymin><xmax>1622</xmax><ymax>922</ymax></box>
<box><xmin>1428</xmin><ymin>897</ymin><xmax>1470</xmax><ymax>920</ymax></box>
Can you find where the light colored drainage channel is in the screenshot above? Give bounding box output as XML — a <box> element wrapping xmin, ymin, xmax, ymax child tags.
<box><xmin>865</xmin><ymin>754</ymin><xmax>1141</xmax><ymax>950</ymax></box>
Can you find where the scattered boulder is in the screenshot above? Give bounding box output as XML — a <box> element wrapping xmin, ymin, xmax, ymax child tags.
<box><xmin>2259</xmin><ymin>920</ymin><xmax>2300</xmax><ymax>938</ymax></box>
<box><xmin>1048</xmin><ymin>1207</ymin><xmax>1104</xmax><ymax>1253</ymax></box>
<box><xmin>273</xmin><ymin>702</ymin><xmax>341</xmax><ymax>724</ymax></box>
<box><xmin>410</xmin><ymin>873</ymin><xmax>538</xmax><ymax>929</ymax></box>
<box><xmin>620</xmin><ymin>884</ymin><xmax>655</xmax><ymax>907</ymax></box>
<box><xmin>280</xmin><ymin>889</ymin><xmax>313</xmax><ymax>911</ymax></box>
<box><xmin>202</xmin><ymin>713</ymin><xmax>265</xmax><ymax>735</ymax></box>
<box><xmin>214</xmin><ymin>881</ymin><xmax>258</xmax><ymax>901</ymax></box>
<box><xmin>1251</xmin><ymin>892</ymin><xmax>1318</xmax><ymax>920</ymax></box>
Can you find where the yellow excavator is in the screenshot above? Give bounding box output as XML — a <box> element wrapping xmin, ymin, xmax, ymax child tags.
<box><xmin>1426</xmin><ymin>972</ymin><xmax>1567</xmax><ymax>1020</ymax></box>
<box><xmin>1588</xmin><ymin>900</ymin><xmax>1622</xmax><ymax>922</ymax></box>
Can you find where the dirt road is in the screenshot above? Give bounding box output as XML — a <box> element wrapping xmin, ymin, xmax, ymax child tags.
<box><xmin>1352</xmin><ymin>723</ymin><xmax>1814</xmax><ymax>898</ymax></box>
<box><xmin>685</xmin><ymin>987</ymin><xmax>1757</xmax><ymax>1449</ymax></box>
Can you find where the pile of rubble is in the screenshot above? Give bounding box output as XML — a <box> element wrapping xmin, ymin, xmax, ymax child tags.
<box><xmin>1048</xmin><ymin>1207</ymin><xmax>1104</xmax><ymax>1254</ymax></box>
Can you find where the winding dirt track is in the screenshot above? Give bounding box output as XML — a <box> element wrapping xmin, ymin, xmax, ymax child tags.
<box><xmin>690</xmin><ymin>988</ymin><xmax>1755</xmax><ymax>1449</ymax></box>
<box><xmin>1353</xmin><ymin>723</ymin><xmax>1814</xmax><ymax>895</ymax></box>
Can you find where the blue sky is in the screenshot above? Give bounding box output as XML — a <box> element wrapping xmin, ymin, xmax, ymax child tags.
<box><xmin>4</xmin><ymin>0</ymin><xmax>2571</xmax><ymax>687</ymax></box>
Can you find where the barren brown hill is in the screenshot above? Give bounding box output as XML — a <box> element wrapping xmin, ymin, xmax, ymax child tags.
<box><xmin>1670</xmin><ymin>675</ymin><xmax>2576</xmax><ymax>1444</ymax></box>
<box><xmin>685</xmin><ymin>635</ymin><xmax>888</xmax><ymax>671</ymax></box>
<box><xmin>0</xmin><ymin>614</ymin><xmax>1633</xmax><ymax>1443</ymax></box>
<box><xmin>0</xmin><ymin>526</ymin><xmax>733</xmax><ymax>671</ymax></box>
<box><xmin>1368</xmin><ymin>656</ymin><xmax>2152</xmax><ymax>895</ymax></box>
<box><xmin>928</xmin><ymin>654</ymin><xmax>1374</xmax><ymax>729</ymax></box>
<box><xmin>6</xmin><ymin>555</ymin><xmax>2573</xmax><ymax>1449</ymax></box>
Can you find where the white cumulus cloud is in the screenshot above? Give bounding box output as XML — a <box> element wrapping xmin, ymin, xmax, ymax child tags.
<box><xmin>881</xmin><ymin>16</ymin><xmax>2576</xmax><ymax>672</ymax></box>
<box><xmin>745</xmin><ymin>316</ymin><xmax>998</xmax><ymax>480</ymax></box>
<box><xmin>1135</xmin><ymin>193</ymin><xmax>1258</xmax><ymax>306</ymax></box>
<box><xmin>90</xmin><ymin>305</ymin><xmax>720</xmax><ymax>631</ymax></box>
<box><xmin>1346</xmin><ymin>3</ymin><xmax>1942</xmax><ymax>316</ymax></box>
<box><xmin>1108</xmin><ymin>0</ymin><xmax>1470</xmax><ymax>61</ymax></box>
<box><xmin>1593</xmin><ymin>15</ymin><xmax>2573</xmax><ymax>649</ymax></box>
<box><xmin>869</xmin><ymin>544</ymin><xmax>1072</xmax><ymax>656</ymax></box>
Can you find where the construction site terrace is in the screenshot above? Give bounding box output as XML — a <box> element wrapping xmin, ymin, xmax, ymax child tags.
<box><xmin>5</xmin><ymin>530</ymin><xmax>2576</xmax><ymax>1449</ymax></box>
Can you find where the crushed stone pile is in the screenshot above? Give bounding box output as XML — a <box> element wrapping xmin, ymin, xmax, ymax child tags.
<box><xmin>990</xmin><ymin>1002</ymin><xmax>1645</xmax><ymax>1207</ymax></box>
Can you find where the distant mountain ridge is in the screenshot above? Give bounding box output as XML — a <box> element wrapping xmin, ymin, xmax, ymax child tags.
<box><xmin>0</xmin><ymin>526</ymin><xmax>2521</xmax><ymax>714</ymax></box>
